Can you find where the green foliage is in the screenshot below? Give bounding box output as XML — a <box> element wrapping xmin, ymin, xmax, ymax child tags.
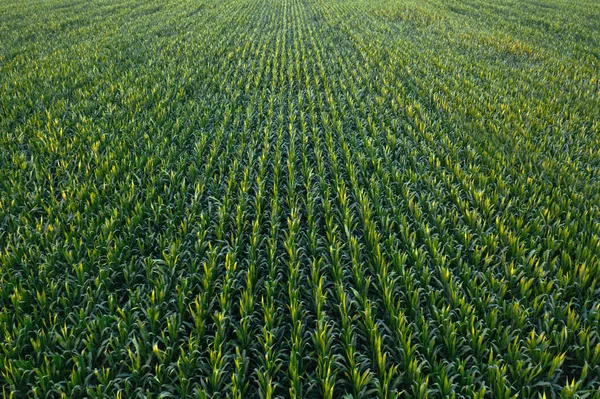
<box><xmin>1</xmin><ymin>0</ymin><xmax>599</xmax><ymax>397</ymax></box>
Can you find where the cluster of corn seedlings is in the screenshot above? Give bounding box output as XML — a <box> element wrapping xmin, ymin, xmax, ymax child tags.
<box><xmin>1</xmin><ymin>0</ymin><xmax>599</xmax><ymax>397</ymax></box>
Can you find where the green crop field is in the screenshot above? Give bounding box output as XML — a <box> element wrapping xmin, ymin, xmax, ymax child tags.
<box><xmin>1</xmin><ymin>0</ymin><xmax>599</xmax><ymax>397</ymax></box>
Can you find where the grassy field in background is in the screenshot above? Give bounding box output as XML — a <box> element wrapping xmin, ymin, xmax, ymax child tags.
<box><xmin>1</xmin><ymin>0</ymin><xmax>599</xmax><ymax>397</ymax></box>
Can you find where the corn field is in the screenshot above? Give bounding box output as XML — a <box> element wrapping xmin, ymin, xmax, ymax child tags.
<box><xmin>1</xmin><ymin>0</ymin><xmax>599</xmax><ymax>397</ymax></box>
